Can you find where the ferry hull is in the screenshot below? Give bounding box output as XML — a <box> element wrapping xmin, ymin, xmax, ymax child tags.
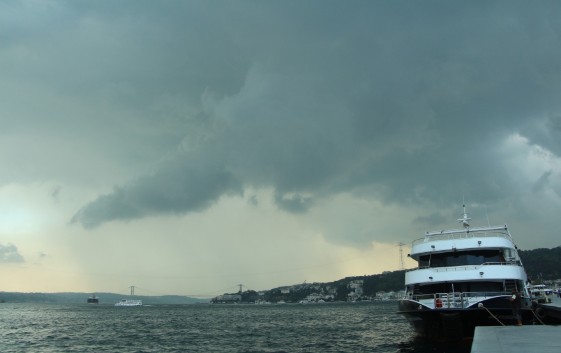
<box><xmin>535</xmin><ymin>303</ymin><xmax>561</xmax><ymax>324</ymax></box>
<box><xmin>398</xmin><ymin>298</ymin><xmax>534</xmax><ymax>342</ymax></box>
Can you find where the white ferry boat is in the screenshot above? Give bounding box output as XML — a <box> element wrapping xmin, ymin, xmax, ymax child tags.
<box><xmin>397</xmin><ymin>205</ymin><xmax>532</xmax><ymax>341</ymax></box>
<box><xmin>530</xmin><ymin>284</ymin><xmax>553</xmax><ymax>303</ymax></box>
<box><xmin>115</xmin><ymin>299</ymin><xmax>143</xmax><ymax>307</ymax></box>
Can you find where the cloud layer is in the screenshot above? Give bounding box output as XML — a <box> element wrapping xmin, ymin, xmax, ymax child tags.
<box><xmin>0</xmin><ymin>244</ymin><xmax>24</xmax><ymax>263</ymax></box>
<box><xmin>2</xmin><ymin>1</ymin><xmax>561</xmax><ymax>250</ymax></box>
<box><xmin>60</xmin><ymin>1</ymin><xmax>561</xmax><ymax>236</ymax></box>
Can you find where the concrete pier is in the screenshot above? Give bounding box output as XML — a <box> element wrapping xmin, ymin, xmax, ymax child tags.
<box><xmin>471</xmin><ymin>326</ymin><xmax>561</xmax><ymax>353</ymax></box>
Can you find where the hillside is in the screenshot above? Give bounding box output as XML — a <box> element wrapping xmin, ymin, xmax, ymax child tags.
<box><xmin>212</xmin><ymin>271</ymin><xmax>407</xmax><ymax>304</ymax></box>
<box><xmin>519</xmin><ymin>246</ymin><xmax>561</xmax><ymax>281</ymax></box>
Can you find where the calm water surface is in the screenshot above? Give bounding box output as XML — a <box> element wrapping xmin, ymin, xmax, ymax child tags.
<box><xmin>0</xmin><ymin>302</ymin><xmax>469</xmax><ymax>353</ymax></box>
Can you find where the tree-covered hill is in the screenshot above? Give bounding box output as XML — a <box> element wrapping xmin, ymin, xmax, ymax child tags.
<box><xmin>518</xmin><ymin>246</ymin><xmax>561</xmax><ymax>281</ymax></box>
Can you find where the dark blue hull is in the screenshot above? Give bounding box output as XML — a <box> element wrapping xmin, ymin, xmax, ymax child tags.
<box><xmin>397</xmin><ymin>297</ymin><xmax>534</xmax><ymax>342</ymax></box>
<box><xmin>535</xmin><ymin>302</ymin><xmax>561</xmax><ymax>324</ymax></box>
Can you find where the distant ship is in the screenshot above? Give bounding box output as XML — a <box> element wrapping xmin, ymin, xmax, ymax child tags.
<box><xmin>115</xmin><ymin>285</ymin><xmax>142</xmax><ymax>306</ymax></box>
<box><xmin>115</xmin><ymin>299</ymin><xmax>143</xmax><ymax>307</ymax></box>
<box><xmin>87</xmin><ymin>294</ymin><xmax>99</xmax><ymax>304</ymax></box>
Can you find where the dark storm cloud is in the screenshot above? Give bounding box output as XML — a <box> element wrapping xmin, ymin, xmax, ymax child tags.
<box><xmin>413</xmin><ymin>212</ymin><xmax>449</xmax><ymax>228</ymax></box>
<box><xmin>0</xmin><ymin>243</ymin><xmax>24</xmax><ymax>263</ymax></box>
<box><xmin>522</xmin><ymin>115</ymin><xmax>561</xmax><ymax>157</ymax></box>
<box><xmin>62</xmin><ymin>1</ymin><xmax>561</xmax><ymax>232</ymax></box>
<box><xmin>71</xmin><ymin>154</ymin><xmax>242</xmax><ymax>228</ymax></box>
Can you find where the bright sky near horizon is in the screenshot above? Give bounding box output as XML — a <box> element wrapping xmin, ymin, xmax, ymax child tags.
<box><xmin>1</xmin><ymin>0</ymin><xmax>561</xmax><ymax>296</ymax></box>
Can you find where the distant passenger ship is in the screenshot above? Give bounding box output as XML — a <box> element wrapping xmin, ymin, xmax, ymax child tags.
<box><xmin>115</xmin><ymin>299</ymin><xmax>143</xmax><ymax>307</ymax></box>
<box><xmin>87</xmin><ymin>294</ymin><xmax>99</xmax><ymax>304</ymax></box>
<box><xmin>397</xmin><ymin>205</ymin><xmax>532</xmax><ymax>341</ymax></box>
<box><xmin>115</xmin><ymin>285</ymin><xmax>142</xmax><ymax>306</ymax></box>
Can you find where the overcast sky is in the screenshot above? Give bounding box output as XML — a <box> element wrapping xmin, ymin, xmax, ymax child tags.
<box><xmin>1</xmin><ymin>0</ymin><xmax>561</xmax><ymax>296</ymax></box>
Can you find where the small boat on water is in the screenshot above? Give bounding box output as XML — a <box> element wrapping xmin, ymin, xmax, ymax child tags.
<box><xmin>87</xmin><ymin>294</ymin><xmax>99</xmax><ymax>304</ymax></box>
<box><xmin>115</xmin><ymin>285</ymin><xmax>142</xmax><ymax>306</ymax></box>
<box><xmin>115</xmin><ymin>299</ymin><xmax>143</xmax><ymax>307</ymax></box>
<box><xmin>398</xmin><ymin>205</ymin><xmax>533</xmax><ymax>341</ymax></box>
<box><xmin>530</xmin><ymin>284</ymin><xmax>553</xmax><ymax>304</ymax></box>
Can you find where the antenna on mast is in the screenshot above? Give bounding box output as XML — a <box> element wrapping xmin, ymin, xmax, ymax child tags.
<box><xmin>457</xmin><ymin>203</ymin><xmax>471</xmax><ymax>228</ymax></box>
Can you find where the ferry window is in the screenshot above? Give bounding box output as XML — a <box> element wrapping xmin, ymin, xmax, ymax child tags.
<box><xmin>482</xmin><ymin>251</ymin><xmax>500</xmax><ymax>263</ymax></box>
<box><xmin>504</xmin><ymin>249</ymin><xmax>516</xmax><ymax>261</ymax></box>
<box><xmin>447</xmin><ymin>253</ymin><xmax>463</xmax><ymax>267</ymax></box>
<box><xmin>430</xmin><ymin>255</ymin><xmax>446</xmax><ymax>267</ymax></box>
<box><xmin>415</xmin><ymin>282</ymin><xmax>503</xmax><ymax>295</ymax></box>
<box><xmin>470</xmin><ymin>282</ymin><xmax>502</xmax><ymax>293</ymax></box>
<box><xmin>417</xmin><ymin>283</ymin><xmax>448</xmax><ymax>294</ymax></box>
<box><xmin>427</xmin><ymin>250</ymin><xmax>502</xmax><ymax>268</ymax></box>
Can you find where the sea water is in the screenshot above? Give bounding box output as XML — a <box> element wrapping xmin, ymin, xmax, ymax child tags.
<box><xmin>0</xmin><ymin>301</ymin><xmax>469</xmax><ymax>353</ymax></box>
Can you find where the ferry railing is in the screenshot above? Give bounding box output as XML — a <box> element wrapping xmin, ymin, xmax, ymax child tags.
<box><xmin>412</xmin><ymin>231</ymin><xmax>511</xmax><ymax>246</ymax></box>
<box><xmin>409</xmin><ymin>260</ymin><xmax>522</xmax><ymax>272</ymax></box>
<box><xmin>411</xmin><ymin>291</ymin><xmax>509</xmax><ymax>308</ymax></box>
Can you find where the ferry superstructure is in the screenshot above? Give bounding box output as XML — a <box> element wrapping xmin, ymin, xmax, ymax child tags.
<box><xmin>397</xmin><ymin>205</ymin><xmax>532</xmax><ymax>341</ymax></box>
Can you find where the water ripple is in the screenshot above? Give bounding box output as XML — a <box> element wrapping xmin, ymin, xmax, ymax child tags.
<box><xmin>0</xmin><ymin>302</ymin><xmax>466</xmax><ymax>353</ymax></box>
